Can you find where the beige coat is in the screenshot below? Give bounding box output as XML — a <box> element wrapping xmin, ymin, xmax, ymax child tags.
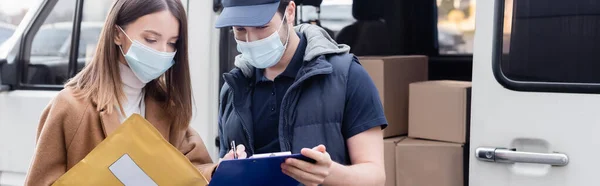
<box><xmin>24</xmin><ymin>87</ymin><xmax>217</xmax><ymax>185</ymax></box>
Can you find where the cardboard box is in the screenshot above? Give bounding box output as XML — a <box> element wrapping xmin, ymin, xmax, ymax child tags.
<box><xmin>409</xmin><ymin>80</ymin><xmax>471</xmax><ymax>143</ymax></box>
<box><xmin>395</xmin><ymin>138</ymin><xmax>464</xmax><ymax>186</ymax></box>
<box><xmin>359</xmin><ymin>56</ymin><xmax>428</xmax><ymax>138</ymax></box>
<box><xmin>383</xmin><ymin>136</ymin><xmax>406</xmax><ymax>186</ymax></box>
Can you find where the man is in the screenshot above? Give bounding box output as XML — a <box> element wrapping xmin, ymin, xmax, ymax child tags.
<box><xmin>215</xmin><ymin>0</ymin><xmax>388</xmax><ymax>185</ymax></box>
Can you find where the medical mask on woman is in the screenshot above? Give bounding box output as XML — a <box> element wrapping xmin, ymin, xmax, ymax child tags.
<box><xmin>235</xmin><ymin>14</ymin><xmax>290</xmax><ymax>69</ymax></box>
<box><xmin>118</xmin><ymin>26</ymin><xmax>176</xmax><ymax>83</ymax></box>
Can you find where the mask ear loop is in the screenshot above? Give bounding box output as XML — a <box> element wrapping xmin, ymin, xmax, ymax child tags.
<box><xmin>118</xmin><ymin>45</ymin><xmax>127</xmax><ymax>56</ymax></box>
<box><xmin>281</xmin><ymin>12</ymin><xmax>291</xmax><ymax>48</ymax></box>
<box><xmin>117</xmin><ymin>26</ymin><xmax>133</xmax><ymax>56</ymax></box>
<box><xmin>117</xmin><ymin>26</ymin><xmax>134</xmax><ymax>42</ymax></box>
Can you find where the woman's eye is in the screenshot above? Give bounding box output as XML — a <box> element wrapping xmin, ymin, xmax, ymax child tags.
<box><xmin>145</xmin><ymin>39</ymin><xmax>157</xmax><ymax>43</ymax></box>
<box><xmin>257</xmin><ymin>26</ymin><xmax>268</xmax><ymax>29</ymax></box>
<box><xmin>168</xmin><ymin>42</ymin><xmax>176</xmax><ymax>47</ymax></box>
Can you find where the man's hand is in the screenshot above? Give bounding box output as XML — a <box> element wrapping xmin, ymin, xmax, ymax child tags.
<box><xmin>212</xmin><ymin>144</ymin><xmax>247</xmax><ymax>178</ymax></box>
<box><xmin>281</xmin><ymin>145</ymin><xmax>333</xmax><ymax>186</ymax></box>
<box><xmin>222</xmin><ymin>144</ymin><xmax>247</xmax><ymax>160</ymax></box>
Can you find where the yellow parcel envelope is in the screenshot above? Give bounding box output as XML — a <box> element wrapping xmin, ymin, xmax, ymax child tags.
<box><xmin>52</xmin><ymin>114</ymin><xmax>208</xmax><ymax>186</ymax></box>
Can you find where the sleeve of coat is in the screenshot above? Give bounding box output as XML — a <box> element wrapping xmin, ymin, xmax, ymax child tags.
<box><xmin>179</xmin><ymin>126</ymin><xmax>219</xmax><ymax>181</ymax></box>
<box><xmin>24</xmin><ymin>99</ymin><xmax>68</xmax><ymax>186</ymax></box>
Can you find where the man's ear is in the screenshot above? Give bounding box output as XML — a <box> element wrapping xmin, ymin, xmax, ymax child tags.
<box><xmin>286</xmin><ymin>1</ymin><xmax>296</xmax><ymax>26</ymax></box>
<box><xmin>114</xmin><ymin>26</ymin><xmax>123</xmax><ymax>46</ymax></box>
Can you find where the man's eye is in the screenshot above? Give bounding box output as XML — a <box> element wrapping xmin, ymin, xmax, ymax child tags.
<box><xmin>257</xmin><ymin>26</ymin><xmax>268</xmax><ymax>29</ymax></box>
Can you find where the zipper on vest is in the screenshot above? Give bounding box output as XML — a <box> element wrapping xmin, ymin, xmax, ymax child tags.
<box><xmin>233</xmin><ymin>107</ymin><xmax>254</xmax><ymax>154</ymax></box>
<box><xmin>279</xmin><ymin>67</ymin><xmax>333</xmax><ymax>152</ymax></box>
<box><xmin>226</xmin><ymin>78</ymin><xmax>255</xmax><ymax>154</ymax></box>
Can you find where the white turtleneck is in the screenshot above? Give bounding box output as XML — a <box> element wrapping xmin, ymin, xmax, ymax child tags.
<box><xmin>118</xmin><ymin>62</ymin><xmax>146</xmax><ymax>123</ymax></box>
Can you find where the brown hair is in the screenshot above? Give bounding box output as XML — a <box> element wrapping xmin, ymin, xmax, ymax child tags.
<box><xmin>66</xmin><ymin>0</ymin><xmax>192</xmax><ymax>129</ymax></box>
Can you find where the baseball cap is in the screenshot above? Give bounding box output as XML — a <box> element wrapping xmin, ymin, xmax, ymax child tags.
<box><xmin>215</xmin><ymin>0</ymin><xmax>282</xmax><ymax>28</ymax></box>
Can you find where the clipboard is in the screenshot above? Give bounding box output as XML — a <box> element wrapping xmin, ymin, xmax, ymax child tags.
<box><xmin>209</xmin><ymin>154</ymin><xmax>316</xmax><ymax>186</ymax></box>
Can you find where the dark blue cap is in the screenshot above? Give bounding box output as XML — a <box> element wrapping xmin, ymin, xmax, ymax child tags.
<box><xmin>215</xmin><ymin>0</ymin><xmax>281</xmax><ymax>28</ymax></box>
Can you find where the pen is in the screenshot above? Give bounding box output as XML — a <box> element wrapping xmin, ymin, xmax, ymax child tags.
<box><xmin>231</xmin><ymin>140</ymin><xmax>238</xmax><ymax>159</ymax></box>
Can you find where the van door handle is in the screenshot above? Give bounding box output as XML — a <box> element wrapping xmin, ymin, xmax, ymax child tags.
<box><xmin>475</xmin><ymin>147</ymin><xmax>569</xmax><ymax>166</ymax></box>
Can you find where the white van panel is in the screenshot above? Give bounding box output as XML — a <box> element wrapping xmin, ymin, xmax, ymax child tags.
<box><xmin>0</xmin><ymin>90</ymin><xmax>56</xmax><ymax>185</ymax></box>
<box><xmin>0</xmin><ymin>171</ymin><xmax>26</xmax><ymax>186</ymax></box>
<box><xmin>187</xmin><ymin>0</ymin><xmax>221</xmax><ymax>161</ymax></box>
<box><xmin>469</xmin><ymin>0</ymin><xmax>600</xmax><ymax>185</ymax></box>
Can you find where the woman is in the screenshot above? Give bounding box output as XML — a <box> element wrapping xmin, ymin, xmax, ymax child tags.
<box><xmin>24</xmin><ymin>0</ymin><xmax>216</xmax><ymax>185</ymax></box>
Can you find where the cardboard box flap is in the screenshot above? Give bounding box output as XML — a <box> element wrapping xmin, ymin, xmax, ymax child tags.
<box><xmin>381</xmin><ymin>55</ymin><xmax>428</xmax><ymax>60</ymax></box>
<box><xmin>384</xmin><ymin>136</ymin><xmax>406</xmax><ymax>144</ymax></box>
<box><xmin>396</xmin><ymin>138</ymin><xmax>463</xmax><ymax>147</ymax></box>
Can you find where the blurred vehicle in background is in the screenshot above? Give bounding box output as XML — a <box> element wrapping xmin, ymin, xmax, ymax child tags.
<box><xmin>438</xmin><ymin>23</ymin><xmax>466</xmax><ymax>54</ymax></box>
<box><xmin>0</xmin><ymin>23</ymin><xmax>15</xmax><ymax>46</ymax></box>
<box><xmin>297</xmin><ymin>0</ymin><xmax>354</xmax><ymax>38</ymax></box>
<box><xmin>28</xmin><ymin>21</ymin><xmax>102</xmax><ymax>84</ymax></box>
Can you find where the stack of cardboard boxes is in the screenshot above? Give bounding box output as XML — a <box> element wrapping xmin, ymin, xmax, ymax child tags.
<box><xmin>359</xmin><ymin>56</ymin><xmax>429</xmax><ymax>138</ymax></box>
<box><xmin>359</xmin><ymin>56</ymin><xmax>471</xmax><ymax>186</ymax></box>
<box><xmin>402</xmin><ymin>80</ymin><xmax>471</xmax><ymax>186</ymax></box>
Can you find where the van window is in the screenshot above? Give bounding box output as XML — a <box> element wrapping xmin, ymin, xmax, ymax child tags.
<box><xmin>27</xmin><ymin>0</ymin><xmax>76</xmax><ymax>85</ymax></box>
<box><xmin>0</xmin><ymin>27</ymin><xmax>12</xmax><ymax>44</ymax></box>
<box><xmin>25</xmin><ymin>0</ymin><xmax>112</xmax><ymax>85</ymax></box>
<box><xmin>297</xmin><ymin>0</ymin><xmax>355</xmax><ymax>38</ymax></box>
<box><xmin>77</xmin><ymin>0</ymin><xmax>112</xmax><ymax>69</ymax></box>
<box><xmin>496</xmin><ymin>0</ymin><xmax>600</xmax><ymax>91</ymax></box>
<box><xmin>436</xmin><ymin>0</ymin><xmax>476</xmax><ymax>55</ymax></box>
<box><xmin>0</xmin><ymin>0</ymin><xmax>31</xmax><ymax>46</ymax></box>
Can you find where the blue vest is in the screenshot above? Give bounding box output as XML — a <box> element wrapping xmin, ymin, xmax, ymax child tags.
<box><xmin>219</xmin><ymin>53</ymin><xmax>355</xmax><ymax>165</ymax></box>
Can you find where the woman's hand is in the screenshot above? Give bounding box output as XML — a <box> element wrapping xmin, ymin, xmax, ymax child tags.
<box><xmin>281</xmin><ymin>145</ymin><xmax>333</xmax><ymax>186</ymax></box>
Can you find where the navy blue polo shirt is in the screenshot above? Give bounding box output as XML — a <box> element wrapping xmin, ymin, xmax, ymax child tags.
<box><xmin>252</xmin><ymin>32</ymin><xmax>307</xmax><ymax>154</ymax></box>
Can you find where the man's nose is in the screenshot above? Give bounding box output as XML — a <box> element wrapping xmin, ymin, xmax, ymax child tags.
<box><xmin>246</xmin><ymin>32</ymin><xmax>260</xmax><ymax>42</ymax></box>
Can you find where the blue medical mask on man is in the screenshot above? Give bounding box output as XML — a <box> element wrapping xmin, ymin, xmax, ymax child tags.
<box><xmin>117</xmin><ymin>26</ymin><xmax>176</xmax><ymax>83</ymax></box>
<box><xmin>235</xmin><ymin>13</ymin><xmax>290</xmax><ymax>69</ymax></box>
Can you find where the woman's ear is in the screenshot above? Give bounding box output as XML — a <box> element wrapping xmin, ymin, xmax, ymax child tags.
<box><xmin>114</xmin><ymin>26</ymin><xmax>123</xmax><ymax>46</ymax></box>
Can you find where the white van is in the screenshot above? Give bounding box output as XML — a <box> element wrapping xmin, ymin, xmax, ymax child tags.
<box><xmin>0</xmin><ymin>0</ymin><xmax>597</xmax><ymax>185</ymax></box>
